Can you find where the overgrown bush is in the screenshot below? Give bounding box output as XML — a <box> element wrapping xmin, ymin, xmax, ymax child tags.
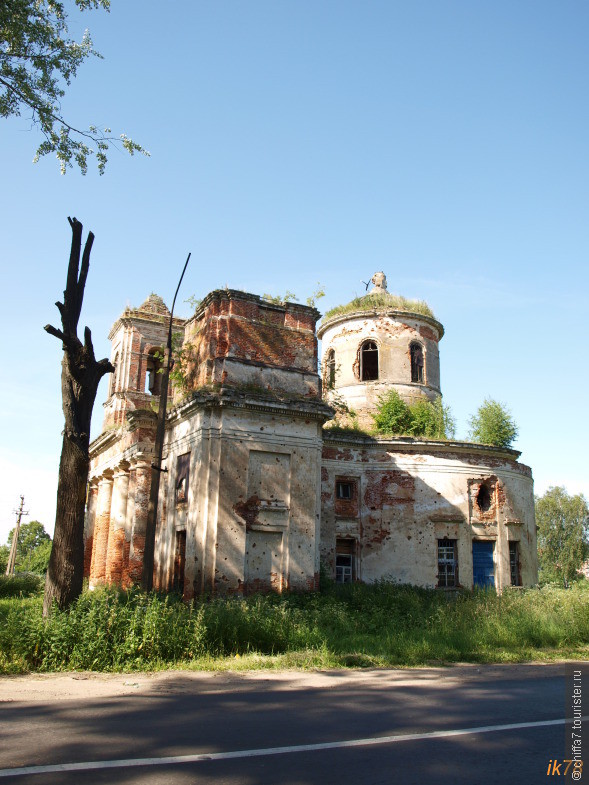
<box><xmin>0</xmin><ymin>573</ymin><xmax>43</xmax><ymax>598</ymax></box>
<box><xmin>468</xmin><ymin>398</ymin><xmax>518</xmax><ymax>448</ymax></box>
<box><xmin>373</xmin><ymin>391</ymin><xmax>455</xmax><ymax>439</ymax></box>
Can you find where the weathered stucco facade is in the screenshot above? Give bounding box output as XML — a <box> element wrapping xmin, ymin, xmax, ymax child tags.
<box><xmin>86</xmin><ymin>274</ymin><xmax>537</xmax><ymax>596</ymax></box>
<box><xmin>320</xmin><ymin>434</ymin><xmax>536</xmax><ymax>591</ymax></box>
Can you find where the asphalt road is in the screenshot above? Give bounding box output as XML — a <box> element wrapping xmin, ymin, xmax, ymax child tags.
<box><xmin>0</xmin><ymin>664</ymin><xmax>581</xmax><ymax>784</ymax></box>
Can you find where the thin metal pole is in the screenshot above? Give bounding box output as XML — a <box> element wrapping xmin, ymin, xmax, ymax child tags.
<box><xmin>6</xmin><ymin>496</ymin><xmax>28</xmax><ymax>576</ymax></box>
<box><xmin>141</xmin><ymin>253</ymin><xmax>191</xmax><ymax>592</ymax></box>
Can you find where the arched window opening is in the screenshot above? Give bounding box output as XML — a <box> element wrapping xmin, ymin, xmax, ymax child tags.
<box><xmin>145</xmin><ymin>349</ymin><xmax>163</xmax><ymax>395</ymax></box>
<box><xmin>325</xmin><ymin>349</ymin><xmax>336</xmax><ymax>390</ymax></box>
<box><xmin>410</xmin><ymin>342</ymin><xmax>424</xmax><ymax>383</ymax></box>
<box><xmin>360</xmin><ymin>341</ymin><xmax>378</xmax><ymax>381</ymax></box>
<box><xmin>109</xmin><ymin>353</ymin><xmax>118</xmax><ymax>396</ymax></box>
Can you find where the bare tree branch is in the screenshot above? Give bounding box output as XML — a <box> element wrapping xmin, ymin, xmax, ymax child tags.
<box><xmin>44</xmin><ymin>323</ymin><xmax>64</xmax><ymax>342</ymax></box>
<box><xmin>76</xmin><ymin>230</ymin><xmax>94</xmax><ymax>324</ymax></box>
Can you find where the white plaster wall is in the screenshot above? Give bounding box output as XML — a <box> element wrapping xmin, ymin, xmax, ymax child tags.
<box><xmin>320</xmin><ymin>438</ymin><xmax>537</xmax><ymax>590</ymax></box>
<box><xmin>319</xmin><ymin>311</ymin><xmax>443</xmax><ymax>426</ymax></box>
<box><xmin>157</xmin><ymin>400</ymin><xmax>326</xmax><ymax>597</ymax></box>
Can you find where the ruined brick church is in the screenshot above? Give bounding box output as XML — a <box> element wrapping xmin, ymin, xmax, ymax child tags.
<box><xmin>86</xmin><ymin>273</ymin><xmax>537</xmax><ymax>598</ymax></box>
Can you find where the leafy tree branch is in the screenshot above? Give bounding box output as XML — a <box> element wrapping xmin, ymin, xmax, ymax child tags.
<box><xmin>0</xmin><ymin>0</ymin><xmax>148</xmax><ymax>174</ymax></box>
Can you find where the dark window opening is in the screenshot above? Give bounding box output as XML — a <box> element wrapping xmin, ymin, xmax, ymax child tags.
<box><xmin>145</xmin><ymin>350</ymin><xmax>163</xmax><ymax>395</ymax></box>
<box><xmin>336</xmin><ymin>539</ymin><xmax>356</xmax><ymax>583</ymax></box>
<box><xmin>476</xmin><ymin>484</ymin><xmax>492</xmax><ymax>513</ymax></box>
<box><xmin>410</xmin><ymin>343</ymin><xmax>424</xmax><ymax>383</ymax></box>
<box><xmin>325</xmin><ymin>349</ymin><xmax>336</xmax><ymax>390</ymax></box>
<box><xmin>173</xmin><ymin>530</ymin><xmax>186</xmax><ymax>595</ymax></box>
<box><xmin>509</xmin><ymin>541</ymin><xmax>522</xmax><ymax>586</ymax></box>
<box><xmin>110</xmin><ymin>353</ymin><xmax>118</xmax><ymax>396</ymax></box>
<box><xmin>176</xmin><ymin>452</ymin><xmax>190</xmax><ymax>504</ymax></box>
<box><xmin>360</xmin><ymin>341</ymin><xmax>378</xmax><ymax>381</ymax></box>
<box><xmin>438</xmin><ymin>538</ymin><xmax>458</xmax><ymax>588</ymax></box>
<box><xmin>335</xmin><ymin>478</ymin><xmax>359</xmax><ymax>517</ymax></box>
<box><xmin>336</xmin><ymin>481</ymin><xmax>354</xmax><ymax>500</ymax></box>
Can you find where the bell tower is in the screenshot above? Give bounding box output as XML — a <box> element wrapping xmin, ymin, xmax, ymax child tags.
<box><xmin>102</xmin><ymin>294</ymin><xmax>185</xmax><ymax>428</ymax></box>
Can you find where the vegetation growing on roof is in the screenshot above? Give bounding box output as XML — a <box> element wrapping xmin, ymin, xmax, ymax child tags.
<box><xmin>323</xmin><ymin>292</ymin><xmax>435</xmax><ymax>321</ymax></box>
<box><xmin>373</xmin><ymin>390</ymin><xmax>456</xmax><ymax>440</ymax></box>
<box><xmin>261</xmin><ymin>283</ymin><xmax>325</xmax><ymax>308</ymax></box>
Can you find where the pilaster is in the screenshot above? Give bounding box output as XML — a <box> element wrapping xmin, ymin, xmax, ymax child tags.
<box><xmin>89</xmin><ymin>471</ymin><xmax>114</xmax><ymax>588</ymax></box>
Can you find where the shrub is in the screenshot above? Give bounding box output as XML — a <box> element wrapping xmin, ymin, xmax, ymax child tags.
<box><xmin>373</xmin><ymin>391</ymin><xmax>454</xmax><ymax>439</ymax></box>
<box><xmin>468</xmin><ymin>398</ymin><xmax>518</xmax><ymax>448</ymax></box>
<box><xmin>407</xmin><ymin>397</ymin><xmax>456</xmax><ymax>439</ymax></box>
<box><xmin>373</xmin><ymin>390</ymin><xmax>413</xmax><ymax>434</ymax></box>
<box><xmin>0</xmin><ymin>573</ymin><xmax>43</xmax><ymax>598</ymax></box>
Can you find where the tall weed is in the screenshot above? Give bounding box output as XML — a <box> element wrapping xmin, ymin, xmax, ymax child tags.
<box><xmin>1</xmin><ymin>582</ymin><xmax>587</xmax><ymax>673</ymax></box>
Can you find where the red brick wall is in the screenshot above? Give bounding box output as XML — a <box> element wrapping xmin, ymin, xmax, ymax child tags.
<box><xmin>182</xmin><ymin>290</ymin><xmax>320</xmax><ymax>391</ymax></box>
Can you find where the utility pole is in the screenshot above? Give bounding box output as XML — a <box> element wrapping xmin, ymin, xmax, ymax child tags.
<box><xmin>142</xmin><ymin>253</ymin><xmax>191</xmax><ymax>592</ymax></box>
<box><xmin>5</xmin><ymin>496</ymin><xmax>29</xmax><ymax>576</ymax></box>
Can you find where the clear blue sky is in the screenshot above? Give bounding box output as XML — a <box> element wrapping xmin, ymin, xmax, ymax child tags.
<box><xmin>1</xmin><ymin>0</ymin><xmax>588</xmax><ymax>541</ymax></box>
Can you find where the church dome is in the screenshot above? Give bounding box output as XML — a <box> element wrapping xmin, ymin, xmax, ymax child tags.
<box><xmin>318</xmin><ymin>272</ymin><xmax>444</xmax><ymax>428</ymax></box>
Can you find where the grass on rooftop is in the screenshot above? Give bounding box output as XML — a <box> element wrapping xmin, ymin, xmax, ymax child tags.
<box><xmin>323</xmin><ymin>293</ymin><xmax>435</xmax><ymax>321</ymax></box>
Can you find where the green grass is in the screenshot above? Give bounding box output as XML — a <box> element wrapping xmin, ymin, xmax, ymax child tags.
<box><xmin>323</xmin><ymin>293</ymin><xmax>435</xmax><ymax>322</ymax></box>
<box><xmin>1</xmin><ymin>582</ymin><xmax>587</xmax><ymax>674</ymax></box>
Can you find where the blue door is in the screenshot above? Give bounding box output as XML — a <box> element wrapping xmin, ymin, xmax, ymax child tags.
<box><xmin>472</xmin><ymin>541</ymin><xmax>495</xmax><ymax>588</ymax></box>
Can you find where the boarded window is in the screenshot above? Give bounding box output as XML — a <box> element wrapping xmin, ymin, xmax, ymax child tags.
<box><xmin>176</xmin><ymin>452</ymin><xmax>190</xmax><ymax>504</ymax></box>
<box><xmin>509</xmin><ymin>541</ymin><xmax>522</xmax><ymax>586</ymax></box>
<box><xmin>438</xmin><ymin>538</ymin><xmax>458</xmax><ymax>588</ymax></box>
<box><xmin>360</xmin><ymin>341</ymin><xmax>378</xmax><ymax>381</ymax></box>
<box><xmin>410</xmin><ymin>343</ymin><xmax>424</xmax><ymax>383</ymax></box>
<box><xmin>336</xmin><ymin>538</ymin><xmax>356</xmax><ymax>583</ymax></box>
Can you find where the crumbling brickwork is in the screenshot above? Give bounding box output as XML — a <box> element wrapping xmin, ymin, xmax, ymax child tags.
<box><xmin>320</xmin><ymin>434</ymin><xmax>536</xmax><ymax>590</ymax></box>
<box><xmin>85</xmin><ymin>276</ymin><xmax>537</xmax><ymax>597</ymax></box>
<box><xmin>178</xmin><ymin>290</ymin><xmax>320</xmax><ymax>400</ymax></box>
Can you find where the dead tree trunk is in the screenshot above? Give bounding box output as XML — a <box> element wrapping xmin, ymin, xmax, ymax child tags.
<box><xmin>43</xmin><ymin>217</ymin><xmax>114</xmax><ymax>615</ymax></box>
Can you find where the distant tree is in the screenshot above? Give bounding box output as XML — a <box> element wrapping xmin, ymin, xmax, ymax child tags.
<box><xmin>0</xmin><ymin>0</ymin><xmax>147</xmax><ymax>173</ymax></box>
<box><xmin>536</xmin><ymin>487</ymin><xmax>589</xmax><ymax>587</ymax></box>
<box><xmin>24</xmin><ymin>539</ymin><xmax>53</xmax><ymax>574</ymax></box>
<box><xmin>468</xmin><ymin>398</ymin><xmax>518</xmax><ymax>448</ymax></box>
<box><xmin>0</xmin><ymin>544</ymin><xmax>9</xmax><ymax>574</ymax></box>
<box><xmin>5</xmin><ymin>520</ymin><xmax>52</xmax><ymax>574</ymax></box>
<box><xmin>7</xmin><ymin>519</ymin><xmax>50</xmax><ymax>560</ymax></box>
<box><xmin>43</xmin><ymin>217</ymin><xmax>114</xmax><ymax>614</ymax></box>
